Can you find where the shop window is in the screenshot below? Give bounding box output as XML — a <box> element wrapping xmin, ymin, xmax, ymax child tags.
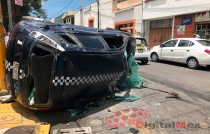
<box><xmin>150</xmin><ymin>21</ymin><xmax>156</xmax><ymax>28</ymax></box>
<box><xmin>163</xmin><ymin>19</ymin><xmax>170</xmax><ymax>28</ymax></box>
<box><xmin>150</xmin><ymin>19</ymin><xmax>172</xmax><ymax>28</ymax></box>
<box><xmin>157</xmin><ymin>20</ymin><xmax>162</xmax><ymax>28</ymax></box>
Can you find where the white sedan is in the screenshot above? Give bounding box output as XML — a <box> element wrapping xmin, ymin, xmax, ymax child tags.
<box><xmin>150</xmin><ymin>38</ymin><xmax>210</xmax><ymax>69</ymax></box>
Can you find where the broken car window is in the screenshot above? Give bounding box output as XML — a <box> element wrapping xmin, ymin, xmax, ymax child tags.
<box><xmin>102</xmin><ymin>36</ymin><xmax>124</xmax><ymax>49</ymax></box>
<box><xmin>75</xmin><ymin>34</ymin><xmax>105</xmax><ymax>49</ymax></box>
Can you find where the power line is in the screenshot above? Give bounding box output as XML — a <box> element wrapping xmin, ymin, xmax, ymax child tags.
<box><xmin>50</xmin><ymin>0</ymin><xmax>74</xmax><ymax>18</ymax></box>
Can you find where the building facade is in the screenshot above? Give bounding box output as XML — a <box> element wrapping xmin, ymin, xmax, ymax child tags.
<box><xmin>143</xmin><ymin>0</ymin><xmax>210</xmax><ymax>48</ymax></box>
<box><xmin>74</xmin><ymin>0</ymin><xmax>143</xmax><ymax>37</ymax></box>
<box><xmin>113</xmin><ymin>0</ymin><xmax>142</xmax><ymax>37</ymax></box>
<box><xmin>75</xmin><ymin>0</ymin><xmax>115</xmax><ymax>29</ymax></box>
<box><xmin>62</xmin><ymin>10</ymin><xmax>75</xmax><ymax>25</ymax></box>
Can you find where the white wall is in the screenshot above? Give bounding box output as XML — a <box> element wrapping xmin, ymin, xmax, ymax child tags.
<box><xmin>115</xmin><ymin>5</ymin><xmax>143</xmax><ymax>37</ymax></box>
<box><xmin>75</xmin><ymin>0</ymin><xmax>115</xmax><ymax>29</ymax></box>
<box><xmin>143</xmin><ymin>0</ymin><xmax>210</xmax><ymax>20</ymax></box>
<box><xmin>115</xmin><ymin>8</ymin><xmax>134</xmax><ymax>22</ymax></box>
<box><xmin>134</xmin><ymin>5</ymin><xmax>142</xmax><ymax>37</ymax></box>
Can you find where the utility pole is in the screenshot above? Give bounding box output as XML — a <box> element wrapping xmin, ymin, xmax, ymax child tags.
<box><xmin>97</xmin><ymin>0</ymin><xmax>99</xmax><ymax>28</ymax></box>
<box><xmin>80</xmin><ymin>0</ymin><xmax>83</xmax><ymax>26</ymax></box>
<box><xmin>7</xmin><ymin>0</ymin><xmax>13</xmax><ymax>32</ymax></box>
<box><xmin>0</xmin><ymin>0</ymin><xmax>7</xmax><ymax>91</ymax></box>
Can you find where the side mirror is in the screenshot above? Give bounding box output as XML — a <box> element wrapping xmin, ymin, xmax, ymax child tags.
<box><xmin>160</xmin><ymin>44</ymin><xmax>163</xmax><ymax>47</ymax></box>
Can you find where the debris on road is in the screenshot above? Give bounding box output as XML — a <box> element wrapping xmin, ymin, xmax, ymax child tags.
<box><xmin>0</xmin><ymin>95</ymin><xmax>14</xmax><ymax>103</ymax></box>
<box><xmin>129</xmin><ymin>127</ymin><xmax>139</xmax><ymax>134</ymax></box>
<box><xmin>144</xmin><ymin>86</ymin><xmax>180</xmax><ymax>98</ymax></box>
<box><xmin>114</xmin><ymin>95</ymin><xmax>140</xmax><ymax>102</ymax></box>
<box><xmin>117</xmin><ymin>54</ymin><xmax>145</xmax><ymax>89</ymax></box>
<box><xmin>66</xmin><ymin>101</ymin><xmax>100</xmax><ymax>117</ymax></box>
<box><xmin>52</xmin><ymin>127</ymin><xmax>92</xmax><ymax>134</ymax></box>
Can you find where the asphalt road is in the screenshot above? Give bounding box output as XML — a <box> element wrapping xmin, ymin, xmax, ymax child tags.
<box><xmin>138</xmin><ymin>60</ymin><xmax>210</xmax><ymax>102</ymax></box>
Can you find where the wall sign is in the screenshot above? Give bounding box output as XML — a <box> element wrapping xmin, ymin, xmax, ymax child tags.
<box><xmin>182</xmin><ymin>17</ymin><xmax>192</xmax><ymax>25</ymax></box>
<box><xmin>176</xmin><ymin>25</ymin><xmax>185</xmax><ymax>35</ymax></box>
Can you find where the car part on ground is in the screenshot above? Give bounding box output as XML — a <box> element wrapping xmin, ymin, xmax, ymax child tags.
<box><xmin>144</xmin><ymin>86</ymin><xmax>180</xmax><ymax>98</ymax></box>
<box><xmin>5</xmin><ymin>17</ymin><xmax>144</xmax><ymax>110</ymax></box>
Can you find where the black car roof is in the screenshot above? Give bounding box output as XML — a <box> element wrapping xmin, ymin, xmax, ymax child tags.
<box><xmin>18</xmin><ymin>19</ymin><xmax>130</xmax><ymax>37</ymax></box>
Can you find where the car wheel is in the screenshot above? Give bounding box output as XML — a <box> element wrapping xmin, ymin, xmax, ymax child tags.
<box><xmin>187</xmin><ymin>58</ymin><xmax>199</xmax><ymax>69</ymax></box>
<box><xmin>141</xmin><ymin>60</ymin><xmax>148</xmax><ymax>64</ymax></box>
<box><xmin>151</xmin><ymin>53</ymin><xmax>159</xmax><ymax>62</ymax></box>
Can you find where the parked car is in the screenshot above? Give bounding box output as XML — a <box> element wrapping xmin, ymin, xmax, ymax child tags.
<box><xmin>134</xmin><ymin>38</ymin><xmax>149</xmax><ymax>64</ymax></box>
<box><xmin>150</xmin><ymin>38</ymin><xmax>210</xmax><ymax>69</ymax></box>
<box><xmin>5</xmin><ymin>16</ymin><xmax>136</xmax><ymax>110</ymax></box>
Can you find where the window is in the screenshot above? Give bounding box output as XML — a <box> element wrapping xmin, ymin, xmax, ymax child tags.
<box><xmin>57</xmin><ymin>34</ymin><xmax>78</xmax><ymax>47</ymax></box>
<box><xmin>162</xmin><ymin>40</ymin><xmax>178</xmax><ymax>47</ymax></box>
<box><xmin>178</xmin><ymin>40</ymin><xmax>194</xmax><ymax>47</ymax></box>
<box><xmin>197</xmin><ymin>40</ymin><xmax>210</xmax><ymax>46</ymax></box>
<box><xmin>150</xmin><ymin>18</ymin><xmax>172</xmax><ymax>28</ymax></box>
<box><xmin>102</xmin><ymin>36</ymin><xmax>124</xmax><ymax>49</ymax></box>
<box><xmin>117</xmin><ymin>0</ymin><xmax>126</xmax><ymax>3</ymax></box>
<box><xmin>88</xmin><ymin>18</ymin><xmax>94</xmax><ymax>28</ymax></box>
<box><xmin>75</xmin><ymin>35</ymin><xmax>105</xmax><ymax>49</ymax></box>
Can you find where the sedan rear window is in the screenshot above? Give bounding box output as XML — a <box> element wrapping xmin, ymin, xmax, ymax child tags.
<box><xmin>75</xmin><ymin>35</ymin><xmax>105</xmax><ymax>49</ymax></box>
<box><xmin>197</xmin><ymin>40</ymin><xmax>210</xmax><ymax>46</ymax></box>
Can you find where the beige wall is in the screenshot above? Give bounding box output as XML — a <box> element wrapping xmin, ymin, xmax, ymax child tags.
<box><xmin>117</xmin><ymin>0</ymin><xmax>141</xmax><ymax>9</ymax></box>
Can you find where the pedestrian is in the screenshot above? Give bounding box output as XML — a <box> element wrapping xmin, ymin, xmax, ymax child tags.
<box><xmin>193</xmin><ymin>33</ymin><xmax>200</xmax><ymax>39</ymax></box>
<box><xmin>4</xmin><ymin>27</ymin><xmax>9</xmax><ymax>48</ymax></box>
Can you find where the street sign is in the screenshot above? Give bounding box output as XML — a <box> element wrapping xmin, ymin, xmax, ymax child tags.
<box><xmin>14</xmin><ymin>0</ymin><xmax>23</xmax><ymax>6</ymax></box>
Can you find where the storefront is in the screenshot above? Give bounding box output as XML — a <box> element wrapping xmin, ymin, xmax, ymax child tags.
<box><xmin>149</xmin><ymin>18</ymin><xmax>173</xmax><ymax>48</ymax></box>
<box><xmin>195</xmin><ymin>11</ymin><xmax>210</xmax><ymax>40</ymax></box>
<box><xmin>115</xmin><ymin>20</ymin><xmax>136</xmax><ymax>36</ymax></box>
<box><xmin>173</xmin><ymin>14</ymin><xmax>195</xmax><ymax>38</ymax></box>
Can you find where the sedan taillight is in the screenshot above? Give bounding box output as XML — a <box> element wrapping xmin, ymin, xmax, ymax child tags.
<box><xmin>204</xmin><ymin>49</ymin><xmax>210</xmax><ymax>54</ymax></box>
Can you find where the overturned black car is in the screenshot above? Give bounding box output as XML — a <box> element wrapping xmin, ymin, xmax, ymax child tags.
<box><xmin>5</xmin><ymin>17</ymin><xmax>137</xmax><ymax>110</ymax></box>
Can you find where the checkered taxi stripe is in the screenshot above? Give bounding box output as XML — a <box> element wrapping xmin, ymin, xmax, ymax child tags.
<box><xmin>5</xmin><ymin>60</ymin><xmax>12</xmax><ymax>71</ymax></box>
<box><xmin>52</xmin><ymin>71</ymin><xmax>124</xmax><ymax>86</ymax></box>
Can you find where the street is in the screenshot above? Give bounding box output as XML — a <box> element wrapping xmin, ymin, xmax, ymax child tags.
<box><xmin>31</xmin><ymin>60</ymin><xmax>210</xmax><ymax>134</ymax></box>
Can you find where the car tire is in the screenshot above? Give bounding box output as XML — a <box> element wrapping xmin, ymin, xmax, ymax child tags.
<box><xmin>187</xmin><ymin>58</ymin><xmax>199</xmax><ymax>69</ymax></box>
<box><xmin>151</xmin><ymin>53</ymin><xmax>159</xmax><ymax>62</ymax></box>
<box><xmin>141</xmin><ymin>60</ymin><xmax>149</xmax><ymax>64</ymax></box>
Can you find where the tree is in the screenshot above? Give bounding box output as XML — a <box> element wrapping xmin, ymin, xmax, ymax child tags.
<box><xmin>2</xmin><ymin>0</ymin><xmax>47</xmax><ymax>31</ymax></box>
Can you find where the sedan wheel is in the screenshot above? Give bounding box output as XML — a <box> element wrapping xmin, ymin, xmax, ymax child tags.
<box><xmin>151</xmin><ymin>53</ymin><xmax>159</xmax><ymax>62</ymax></box>
<box><xmin>187</xmin><ymin>58</ymin><xmax>199</xmax><ymax>69</ymax></box>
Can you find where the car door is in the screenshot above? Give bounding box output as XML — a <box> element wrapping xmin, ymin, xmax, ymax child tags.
<box><xmin>173</xmin><ymin>40</ymin><xmax>195</xmax><ymax>63</ymax></box>
<box><xmin>160</xmin><ymin>39</ymin><xmax>178</xmax><ymax>61</ymax></box>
